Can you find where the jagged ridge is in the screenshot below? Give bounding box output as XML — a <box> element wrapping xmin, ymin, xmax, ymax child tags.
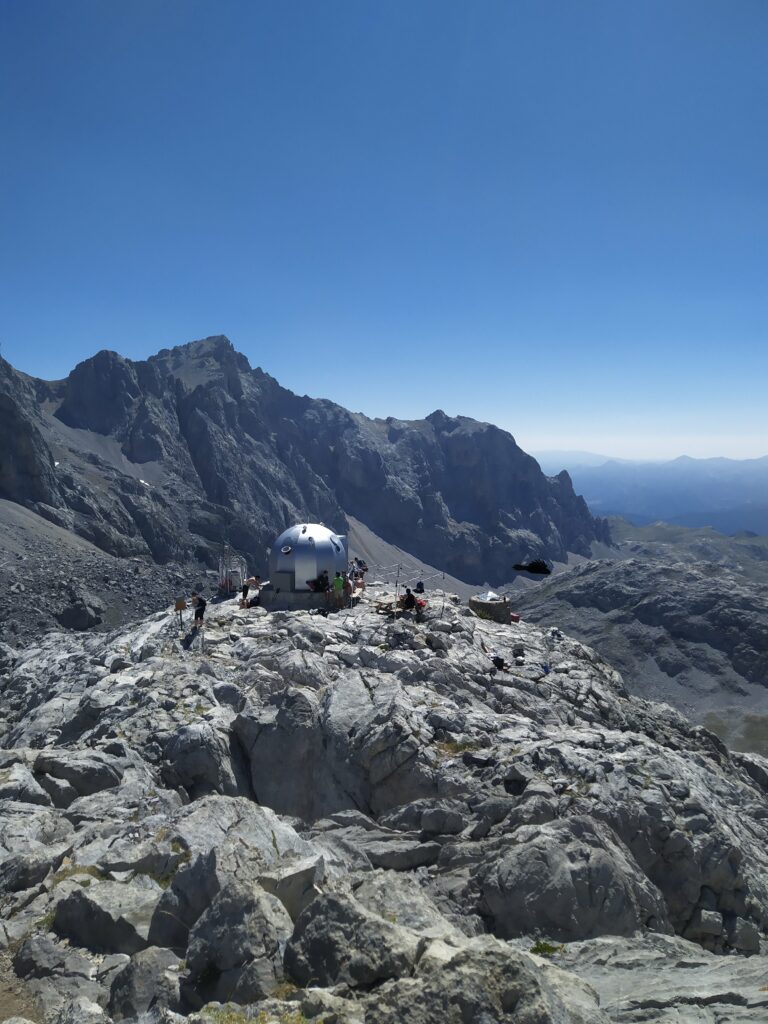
<box><xmin>0</xmin><ymin>336</ymin><xmax>608</xmax><ymax>583</ymax></box>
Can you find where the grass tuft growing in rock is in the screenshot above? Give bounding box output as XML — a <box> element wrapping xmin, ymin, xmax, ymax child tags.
<box><xmin>529</xmin><ymin>940</ymin><xmax>565</xmax><ymax>957</ymax></box>
<box><xmin>434</xmin><ymin>738</ymin><xmax>482</xmax><ymax>756</ymax></box>
<box><xmin>50</xmin><ymin>863</ymin><xmax>106</xmax><ymax>887</ymax></box>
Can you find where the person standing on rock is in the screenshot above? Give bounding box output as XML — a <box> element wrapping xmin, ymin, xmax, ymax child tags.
<box><xmin>240</xmin><ymin>575</ymin><xmax>260</xmax><ymax>607</ymax></box>
<box><xmin>191</xmin><ymin>591</ymin><xmax>206</xmax><ymax>628</ymax></box>
<box><xmin>333</xmin><ymin>571</ymin><xmax>345</xmax><ymax>609</ymax></box>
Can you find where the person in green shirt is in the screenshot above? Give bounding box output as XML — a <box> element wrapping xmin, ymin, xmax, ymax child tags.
<box><xmin>333</xmin><ymin>571</ymin><xmax>345</xmax><ymax>609</ymax></box>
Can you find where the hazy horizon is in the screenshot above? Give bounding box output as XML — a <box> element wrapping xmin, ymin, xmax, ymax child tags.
<box><xmin>2</xmin><ymin>329</ymin><xmax>764</xmax><ymax>464</ymax></box>
<box><xmin>524</xmin><ymin>440</ymin><xmax>768</xmax><ymax>463</ymax></box>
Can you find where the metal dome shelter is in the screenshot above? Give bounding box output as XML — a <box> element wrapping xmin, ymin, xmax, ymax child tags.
<box><xmin>269</xmin><ymin>523</ymin><xmax>348</xmax><ymax>593</ymax></box>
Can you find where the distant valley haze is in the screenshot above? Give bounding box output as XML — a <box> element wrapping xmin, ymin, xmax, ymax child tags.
<box><xmin>533</xmin><ymin>450</ymin><xmax>768</xmax><ymax>537</ymax></box>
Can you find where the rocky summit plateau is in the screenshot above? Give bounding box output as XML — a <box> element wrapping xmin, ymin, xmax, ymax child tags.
<box><xmin>3</xmin><ymin>589</ymin><xmax>768</xmax><ymax>1023</ymax></box>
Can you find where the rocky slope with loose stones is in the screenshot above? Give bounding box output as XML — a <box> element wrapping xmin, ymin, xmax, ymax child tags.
<box><xmin>513</xmin><ymin>555</ymin><xmax>768</xmax><ymax>756</ymax></box>
<box><xmin>2</xmin><ymin>593</ymin><xmax>768</xmax><ymax>1022</ymax></box>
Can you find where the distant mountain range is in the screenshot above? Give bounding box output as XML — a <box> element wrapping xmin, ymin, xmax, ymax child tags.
<box><xmin>0</xmin><ymin>336</ymin><xmax>608</xmax><ymax>585</ymax></box>
<box><xmin>533</xmin><ymin>451</ymin><xmax>768</xmax><ymax>536</ymax></box>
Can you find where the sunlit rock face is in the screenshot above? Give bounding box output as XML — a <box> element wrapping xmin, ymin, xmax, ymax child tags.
<box><xmin>0</xmin><ymin>336</ymin><xmax>607</xmax><ymax>582</ymax></box>
<box><xmin>2</xmin><ymin>590</ymin><xmax>768</xmax><ymax>1021</ymax></box>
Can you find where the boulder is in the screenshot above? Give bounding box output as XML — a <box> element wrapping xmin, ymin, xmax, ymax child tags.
<box><xmin>285</xmin><ymin>891</ymin><xmax>421</xmax><ymax>988</ymax></box>
<box><xmin>0</xmin><ymin>845</ymin><xmax>69</xmax><ymax>893</ymax></box>
<box><xmin>12</xmin><ymin>935</ymin><xmax>102</xmax><ymax>1016</ymax></box>
<box><xmin>160</xmin><ymin>722</ymin><xmax>246</xmax><ymax>799</ymax></box>
<box><xmin>257</xmin><ymin>855</ymin><xmax>326</xmax><ymax>921</ymax></box>
<box><xmin>181</xmin><ymin>881</ymin><xmax>292</xmax><ymax>1008</ymax></box>
<box><xmin>107</xmin><ymin>946</ymin><xmax>181</xmax><ymax>1019</ymax></box>
<box><xmin>477</xmin><ymin>816</ymin><xmax>671</xmax><ymax>941</ymax></box>
<box><xmin>34</xmin><ymin>751</ymin><xmax>123</xmax><ymax>797</ymax></box>
<box><xmin>53</xmin><ymin>877</ymin><xmax>164</xmax><ymax>954</ymax></box>
<box><xmin>0</xmin><ymin>763</ymin><xmax>52</xmax><ymax>806</ymax></box>
<box><xmin>363</xmin><ymin>938</ymin><xmax>608</xmax><ymax>1024</ymax></box>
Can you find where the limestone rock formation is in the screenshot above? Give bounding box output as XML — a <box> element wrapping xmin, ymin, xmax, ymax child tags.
<box><xmin>514</xmin><ymin>556</ymin><xmax>768</xmax><ymax>752</ymax></box>
<box><xmin>3</xmin><ymin>590</ymin><xmax>768</xmax><ymax>1020</ymax></box>
<box><xmin>0</xmin><ymin>337</ymin><xmax>607</xmax><ymax>585</ymax></box>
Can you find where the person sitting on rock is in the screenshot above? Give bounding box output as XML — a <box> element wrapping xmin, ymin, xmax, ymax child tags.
<box><xmin>401</xmin><ymin>587</ymin><xmax>417</xmax><ymax>612</ymax></box>
<box><xmin>240</xmin><ymin>575</ymin><xmax>259</xmax><ymax>607</ymax></box>
<box><xmin>245</xmin><ymin>575</ymin><xmax>261</xmax><ymax>608</ymax></box>
<box><xmin>191</xmin><ymin>591</ymin><xmax>206</xmax><ymax>628</ymax></box>
<box><xmin>306</xmin><ymin>570</ymin><xmax>330</xmax><ymax>594</ymax></box>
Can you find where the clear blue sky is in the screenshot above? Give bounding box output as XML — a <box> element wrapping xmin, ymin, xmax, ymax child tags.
<box><xmin>1</xmin><ymin>0</ymin><xmax>766</xmax><ymax>459</ymax></box>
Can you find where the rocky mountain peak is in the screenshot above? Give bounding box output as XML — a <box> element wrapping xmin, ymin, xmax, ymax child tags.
<box><xmin>150</xmin><ymin>335</ymin><xmax>252</xmax><ymax>386</ymax></box>
<box><xmin>0</xmin><ymin>336</ymin><xmax>609</xmax><ymax>582</ymax></box>
<box><xmin>55</xmin><ymin>349</ymin><xmax>143</xmax><ymax>434</ymax></box>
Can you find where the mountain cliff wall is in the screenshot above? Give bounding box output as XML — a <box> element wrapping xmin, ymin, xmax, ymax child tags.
<box><xmin>0</xmin><ymin>336</ymin><xmax>608</xmax><ymax>582</ymax></box>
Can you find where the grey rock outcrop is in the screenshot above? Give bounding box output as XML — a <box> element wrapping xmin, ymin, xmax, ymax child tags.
<box><xmin>514</xmin><ymin>555</ymin><xmax>768</xmax><ymax>751</ymax></box>
<box><xmin>2</xmin><ymin>591</ymin><xmax>768</xmax><ymax>1020</ymax></box>
<box><xmin>476</xmin><ymin>815</ymin><xmax>670</xmax><ymax>940</ymax></box>
<box><xmin>0</xmin><ymin>337</ymin><xmax>607</xmax><ymax>585</ymax></box>
<box><xmin>107</xmin><ymin>946</ymin><xmax>181</xmax><ymax>1020</ymax></box>
<box><xmin>285</xmin><ymin>891</ymin><xmax>422</xmax><ymax>988</ymax></box>
<box><xmin>181</xmin><ymin>882</ymin><xmax>292</xmax><ymax>1008</ymax></box>
<box><xmin>53</xmin><ymin>877</ymin><xmax>165</xmax><ymax>954</ymax></box>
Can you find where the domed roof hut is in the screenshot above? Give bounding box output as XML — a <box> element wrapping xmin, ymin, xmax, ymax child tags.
<box><xmin>269</xmin><ymin>523</ymin><xmax>348</xmax><ymax>593</ymax></box>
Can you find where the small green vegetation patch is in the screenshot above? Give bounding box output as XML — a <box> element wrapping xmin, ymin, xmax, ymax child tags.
<box><xmin>270</xmin><ymin>981</ymin><xmax>299</xmax><ymax>1000</ymax></box>
<box><xmin>434</xmin><ymin>738</ymin><xmax>482</xmax><ymax>756</ymax></box>
<box><xmin>37</xmin><ymin>908</ymin><xmax>57</xmax><ymax>932</ymax></box>
<box><xmin>529</xmin><ymin>940</ymin><xmax>565</xmax><ymax>957</ymax></box>
<box><xmin>50</xmin><ymin>864</ymin><xmax>106</xmax><ymax>887</ymax></box>
<box><xmin>204</xmin><ymin>1007</ymin><xmax>308</xmax><ymax>1024</ymax></box>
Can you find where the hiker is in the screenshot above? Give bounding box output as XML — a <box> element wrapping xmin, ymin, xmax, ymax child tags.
<box><xmin>244</xmin><ymin>575</ymin><xmax>261</xmax><ymax>608</ymax></box>
<box><xmin>307</xmin><ymin>570</ymin><xmax>330</xmax><ymax>593</ymax></box>
<box><xmin>343</xmin><ymin>571</ymin><xmax>354</xmax><ymax>606</ymax></box>
<box><xmin>191</xmin><ymin>591</ymin><xmax>206</xmax><ymax>628</ymax></box>
<box><xmin>401</xmin><ymin>587</ymin><xmax>417</xmax><ymax>612</ymax></box>
<box><xmin>240</xmin><ymin>575</ymin><xmax>260</xmax><ymax>607</ymax></box>
<box><xmin>352</xmin><ymin>562</ymin><xmax>367</xmax><ymax>591</ymax></box>
<box><xmin>333</xmin><ymin>571</ymin><xmax>345</xmax><ymax>608</ymax></box>
<box><xmin>415</xmin><ymin>580</ymin><xmax>425</xmax><ymax>594</ymax></box>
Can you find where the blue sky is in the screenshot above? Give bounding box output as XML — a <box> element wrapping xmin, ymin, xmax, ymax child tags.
<box><xmin>1</xmin><ymin>0</ymin><xmax>766</xmax><ymax>459</ymax></box>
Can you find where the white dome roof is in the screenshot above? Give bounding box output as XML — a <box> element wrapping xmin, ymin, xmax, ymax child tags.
<box><xmin>269</xmin><ymin>523</ymin><xmax>348</xmax><ymax>592</ymax></box>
